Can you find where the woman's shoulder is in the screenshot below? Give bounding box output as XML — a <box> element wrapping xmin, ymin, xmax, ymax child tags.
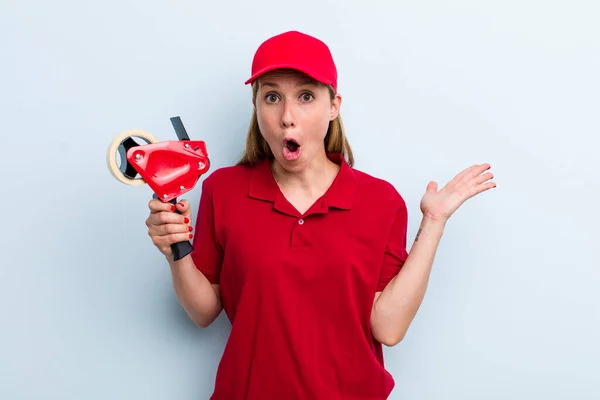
<box><xmin>201</xmin><ymin>162</ymin><xmax>254</xmax><ymax>192</ymax></box>
<box><xmin>205</xmin><ymin>163</ymin><xmax>252</xmax><ymax>182</ymax></box>
<box><xmin>350</xmin><ymin>166</ymin><xmax>407</xmax><ymax>207</ymax></box>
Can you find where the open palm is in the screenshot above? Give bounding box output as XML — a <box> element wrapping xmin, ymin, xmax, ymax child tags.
<box><xmin>420</xmin><ymin>163</ymin><xmax>496</xmax><ymax>222</ymax></box>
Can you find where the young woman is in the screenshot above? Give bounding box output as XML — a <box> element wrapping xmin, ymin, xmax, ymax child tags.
<box><xmin>145</xmin><ymin>31</ymin><xmax>496</xmax><ymax>400</ymax></box>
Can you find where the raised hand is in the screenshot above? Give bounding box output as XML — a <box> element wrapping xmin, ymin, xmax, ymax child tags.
<box><xmin>419</xmin><ymin>163</ymin><xmax>496</xmax><ymax>223</ymax></box>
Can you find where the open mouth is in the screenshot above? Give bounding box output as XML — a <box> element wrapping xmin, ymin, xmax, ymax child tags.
<box><xmin>285</xmin><ymin>139</ymin><xmax>300</xmax><ymax>152</ymax></box>
<box><xmin>283</xmin><ymin>138</ymin><xmax>301</xmax><ymax>160</ymax></box>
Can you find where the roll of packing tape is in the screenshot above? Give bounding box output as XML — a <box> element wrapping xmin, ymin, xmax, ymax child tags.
<box><xmin>106</xmin><ymin>129</ymin><xmax>158</xmax><ymax>185</ymax></box>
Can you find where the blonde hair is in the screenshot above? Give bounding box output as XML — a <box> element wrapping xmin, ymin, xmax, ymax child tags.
<box><xmin>236</xmin><ymin>74</ymin><xmax>354</xmax><ymax>167</ymax></box>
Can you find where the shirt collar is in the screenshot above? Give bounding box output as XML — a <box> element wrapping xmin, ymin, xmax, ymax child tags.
<box><xmin>248</xmin><ymin>153</ymin><xmax>355</xmax><ymax>214</ymax></box>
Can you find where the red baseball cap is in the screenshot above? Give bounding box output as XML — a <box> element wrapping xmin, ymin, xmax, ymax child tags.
<box><xmin>244</xmin><ymin>31</ymin><xmax>338</xmax><ymax>92</ymax></box>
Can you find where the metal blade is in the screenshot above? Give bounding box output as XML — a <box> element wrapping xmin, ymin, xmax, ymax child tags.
<box><xmin>170</xmin><ymin>116</ymin><xmax>190</xmax><ymax>141</ymax></box>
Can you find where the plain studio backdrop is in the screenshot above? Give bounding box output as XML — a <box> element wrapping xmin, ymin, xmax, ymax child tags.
<box><xmin>1</xmin><ymin>0</ymin><xmax>598</xmax><ymax>399</ymax></box>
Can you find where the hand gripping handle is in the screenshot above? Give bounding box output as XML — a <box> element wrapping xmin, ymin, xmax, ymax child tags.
<box><xmin>153</xmin><ymin>193</ymin><xmax>194</xmax><ymax>261</ymax></box>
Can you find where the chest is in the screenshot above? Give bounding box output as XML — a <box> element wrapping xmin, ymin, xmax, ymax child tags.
<box><xmin>216</xmin><ymin>201</ymin><xmax>390</xmax><ymax>291</ymax></box>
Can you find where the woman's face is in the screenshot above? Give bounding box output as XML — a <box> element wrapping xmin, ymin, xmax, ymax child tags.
<box><xmin>255</xmin><ymin>70</ymin><xmax>341</xmax><ymax>172</ymax></box>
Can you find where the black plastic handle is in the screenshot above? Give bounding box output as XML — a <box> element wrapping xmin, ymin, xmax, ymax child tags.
<box><xmin>153</xmin><ymin>194</ymin><xmax>194</xmax><ymax>261</ymax></box>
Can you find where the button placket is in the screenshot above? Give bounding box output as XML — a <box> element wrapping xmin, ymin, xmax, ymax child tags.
<box><xmin>291</xmin><ymin>216</ymin><xmax>309</xmax><ymax>248</ymax></box>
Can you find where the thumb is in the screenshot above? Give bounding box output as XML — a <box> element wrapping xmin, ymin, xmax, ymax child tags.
<box><xmin>175</xmin><ymin>199</ymin><xmax>192</xmax><ymax>219</ymax></box>
<box><xmin>426</xmin><ymin>181</ymin><xmax>438</xmax><ymax>193</ymax></box>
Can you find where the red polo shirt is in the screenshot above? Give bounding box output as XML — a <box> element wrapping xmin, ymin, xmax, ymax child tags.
<box><xmin>191</xmin><ymin>153</ymin><xmax>409</xmax><ymax>400</ymax></box>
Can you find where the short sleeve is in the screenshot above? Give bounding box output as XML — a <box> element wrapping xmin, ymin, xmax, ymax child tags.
<box><xmin>190</xmin><ymin>178</ymin><xmax>223</xmax><ymax>284</ymax></box>
<box><xmin>377</xmin><ymin>199</ymin><xmax>409</xmax><ymax>292</ymax></box>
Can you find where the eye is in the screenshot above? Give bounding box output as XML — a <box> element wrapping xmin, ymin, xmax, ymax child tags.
<box><xmin>265</xmin><ymin>93</ymin><xmax>279</xmax><ymax>103</ymax></box>
<box><xmin>300</xmin><ymin>92</ymin><xmax>314</xmax><ymax>102</ymax></box>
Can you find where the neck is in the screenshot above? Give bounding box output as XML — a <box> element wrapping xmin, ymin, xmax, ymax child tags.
<box><xmin>271</xmin><ymin>153</ymin><xmax>339</xmax><ymax>196</ymax></box>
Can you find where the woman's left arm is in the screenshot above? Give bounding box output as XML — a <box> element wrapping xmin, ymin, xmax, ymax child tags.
<box><xmin>371</xmin><ymin>163</ymin><xmax>496</xmax><ymax>346</ymax></box>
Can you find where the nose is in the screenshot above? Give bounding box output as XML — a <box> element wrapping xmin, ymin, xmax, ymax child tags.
<box><xmin>281</xmin><ymin>101</ymin><xmax>295</xmax><ymax>128</ymax></box>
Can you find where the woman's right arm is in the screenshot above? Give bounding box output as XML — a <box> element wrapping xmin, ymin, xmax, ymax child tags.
<box><xmin>147</xmin><ymin>198</ymin><xmax>223</xmax><ymax>328</ymax></box>
<box><xmin>168</xmin><ymin>255</ymin><xmax>222</xmax><ymax>328</ymax></box>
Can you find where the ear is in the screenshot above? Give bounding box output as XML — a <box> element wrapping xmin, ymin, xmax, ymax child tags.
<box><xmin>330</xmin><ymin>93</ymin><xmax>342</xmax><ymax>121</ymax></box>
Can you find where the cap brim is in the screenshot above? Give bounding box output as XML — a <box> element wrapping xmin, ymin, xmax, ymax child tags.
<box><xmin>244</xmin><ymin>63</ymin><xmax>333</xmax><ymax>87</ymax></box>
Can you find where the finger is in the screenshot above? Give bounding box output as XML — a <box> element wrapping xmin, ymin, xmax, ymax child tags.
<box><xmin>148</xmin><ymin>210</ymin><xmax>189</xmax><ymax>226</ymax></box>
<box><xmin>148</xmin><ymin>198</ymin><xmax>177</xmax><ymax>213</ymax></box>
<box><xmin>453</xmin><ymin>163</ymin><xmax>491</xmax><ymax>188</ymax></box>
<box><xmin>426</xmin><ymin>181</ymin><xmax>438</xmax><ymax>193</ymax></box>
<box><xmin>150</xmin><ymin>231</ymin><xmax>193</xmax><ymax>253</ymax></box>
<box><xmin>153</xmin><ymin>232</ymin><xmax>194</xmax><ymax>247</ymax></box>
<box><xmin>472</xmin><ymin>171</ymin><xmax>494</xmax><ymax>186</ymax></box>
<box><xmin>175</xmin><ymin>199</ymin><xmax>192</xmax><ymax>219</ymax></box>
<box><xmin>461</xmin><ymin>163</ymin><xmax>491</xmax><ymax>182</ymax></box>
<box><xmin>151</xmin><ymin>222</ymin><xmax>193</xmax><ymax>237</ymax></box>
<box><xmin>445</xmin><ymin>164</ymin><xmax>480</xmax><ymax>189</ymax></box>
<box><xmin>466</xmin><ymin>181</ymin><xmax>497</xmax><ymax>198</ymax></box>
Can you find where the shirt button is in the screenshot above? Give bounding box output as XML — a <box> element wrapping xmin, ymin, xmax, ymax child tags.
<box><xmin>298</xmin><ymin>219</ymin><xmax>304</xmax><ymax>225</ymax></box>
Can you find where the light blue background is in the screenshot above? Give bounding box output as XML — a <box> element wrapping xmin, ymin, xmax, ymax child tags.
<box><xmin>1</xmin><ymin>0</ymin><xmax>599</xmax><ymax>399</ymax></box>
